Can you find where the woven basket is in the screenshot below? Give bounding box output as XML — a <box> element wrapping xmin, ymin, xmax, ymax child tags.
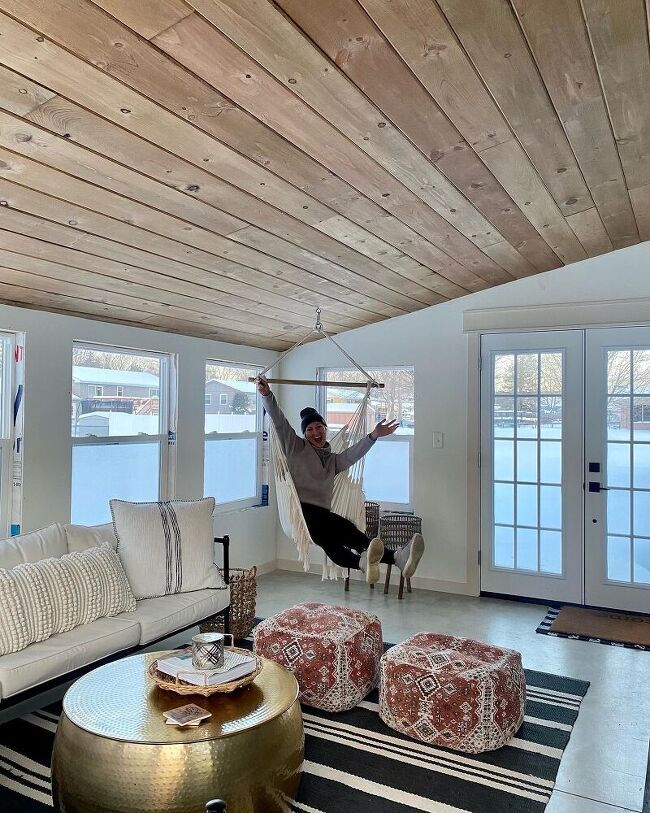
<box><xmin>379</xmin><ymin>513</ymin><xmax>422</xmax><ymax>552</ymax></box>
<box><xmin>200</xmin><ymin>566</ymin><xmax>257</xmax><ymax>640</ymax></box>
<box><xmin>149</xmin><ymin>642</ymin><xmax>262</xmax><ymax>696</ymax></box>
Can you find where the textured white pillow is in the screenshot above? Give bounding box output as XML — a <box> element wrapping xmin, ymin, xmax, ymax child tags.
<box><xmin>110</xmin><ymin>498</ymin><xmax>225</xmax><ymax>600</ymax></box>
<box><xmin>0</xmin><ymin>545</ymin><xmax>136</xmax><ymax>656</ymax></box>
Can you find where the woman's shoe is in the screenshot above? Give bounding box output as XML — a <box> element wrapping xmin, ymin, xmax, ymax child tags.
<box><xmin>359</xmin><ymin>537</ymin><xmax>384</xmax><ymax>584</ymax></box>
<box><xmin>394</xmin><ymin>533</ymin><xmax>425</xmax><ymax>579</ymax></box>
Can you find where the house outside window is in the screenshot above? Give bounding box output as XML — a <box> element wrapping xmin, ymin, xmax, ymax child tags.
<box><xmin>205</xmin><ymin>361</ymin><xmax>262</xmax><ymax>508</ymax></box>
<box><xmin>318</xmin><ymin>366</ymin><xmax>415</xmax><ymax>510</ymax></box>
<box><xmin>71</xmin><ymin>343</ymin><xmax>175</xmax><ymax>524</ymax></box>
<box><xmin>0</xmin><ymin>332</ymin><xmax>23</xmax><ymax>536</ymax></box>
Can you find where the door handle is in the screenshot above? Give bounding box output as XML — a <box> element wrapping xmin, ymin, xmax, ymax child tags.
<box><xmin>588</xmin><ymin>481</ymin><xmax>610</xmax><ymax>492</ymax></box>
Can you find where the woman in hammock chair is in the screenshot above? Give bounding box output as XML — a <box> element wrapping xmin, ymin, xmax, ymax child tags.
<box><xmin>256</xmin><ymin>377</ymin><xmax>425</xmax><ymax>585</ymax></box>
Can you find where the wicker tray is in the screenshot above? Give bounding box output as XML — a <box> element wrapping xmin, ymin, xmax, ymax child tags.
<box><xmin>149</xmin><ymin>641</ymin><xmax>262</xmax><ymax>697</ymax></box>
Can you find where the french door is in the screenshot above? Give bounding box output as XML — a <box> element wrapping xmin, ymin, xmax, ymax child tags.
<box><xmin>480</xmin><ymin>328</ymin><xmax>650</xmax><ymax>613</ymax></box>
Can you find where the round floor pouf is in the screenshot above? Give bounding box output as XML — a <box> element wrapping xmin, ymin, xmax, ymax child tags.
<box><xmin>379</xmin><ymin>633</ymin><xmax>526</xmax><ymax>753</ymax></box>
<box><xmin>253</xmin><ymin>602</ymin><xmax>383</xmax><ymax>712</ymax></box>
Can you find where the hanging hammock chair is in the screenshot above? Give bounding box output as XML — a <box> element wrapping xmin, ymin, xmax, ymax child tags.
<box><xmin>253</xmin><ymin>310</ymin><xmax>383</xmax><ymax>578</ymax></box>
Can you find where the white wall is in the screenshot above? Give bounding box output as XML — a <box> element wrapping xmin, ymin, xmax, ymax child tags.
<box><xmin>275</xmin><ymin>241</ymin><xmax>650</xmax><ymax>593</ymax></box>
<box><xmin>0</xmin><ymin>303</ymin><xmax>279</xmax><ymax>570</ymax></box>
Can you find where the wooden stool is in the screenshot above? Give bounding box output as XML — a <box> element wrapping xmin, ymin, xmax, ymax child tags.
<box><xmin>380</xmin><ymin>512</ymin><xmax>422</xmax><ymax>599</ymax></box>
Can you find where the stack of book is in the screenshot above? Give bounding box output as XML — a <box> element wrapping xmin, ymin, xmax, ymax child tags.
<box><xmin>163</xmin><ymin>703</ymin><xmax>212</xmax><ymax>727</ymax></box>
<box><xmin>156</xmin><ymin>649</ymin><xmax>257</xmax><ymax>687</ymax></box>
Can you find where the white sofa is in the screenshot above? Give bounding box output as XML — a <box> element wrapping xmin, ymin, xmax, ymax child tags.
<box><xmin>0</xmin><ymin>522</ymin><xmax>230</xmax><ymax>709</ymax></box>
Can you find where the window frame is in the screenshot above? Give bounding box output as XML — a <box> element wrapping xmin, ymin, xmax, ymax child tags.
<box><xmin>204</xmin><ymin>360</ymin><xmax>263</xmax><ymax>511</ymax></box>
<box><xmin>219</xmin><ymin>393</ymin><xmax>228</xmax><ymax>406</ymax></box>
<box><xmin>71</xmin><ymin>342</ymin><xmax>175</xmax><ymax>523</ymax></box>
<box><xmin>0</xmin><ymin>331</ymin><xmax>18</xmax><ymax>536</ymax></box>
<box><xmin>317</xmin><ymin>364</ymin><xmax>415</xmax><ymax>511</ymax></box>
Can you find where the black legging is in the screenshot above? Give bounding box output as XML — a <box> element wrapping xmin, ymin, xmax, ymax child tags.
<box><xmin>301</xmin><ymin>502</ymin><xmax>395</xmax><ymax>570</ymax></box>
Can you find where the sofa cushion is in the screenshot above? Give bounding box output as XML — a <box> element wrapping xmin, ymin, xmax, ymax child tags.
<box><xmin>0</xmin><ymin>616</ymin><xmax>140</xmax><ymax>699</ymax></box>
<box><xmin>65</xmin><ymin>523</ymin><xmax>118</xmax><ymax>553</ymax></box>
<box><xmin>110</xmin><ymin>497</ymin><xmax>225</xmax><ymax>599</ymax></box>
<box><xmin>0</xmin><ymin>524</ymin><xmax>67</xmax><ymax>570</ymax></box>
<box><xmin>115</xmin><ymin>588</ymin><xmax>230</xmax><ymax>645</ymax></box>
<box><xmin>0</xmin><ymin>545</ymin><xmax>136</xmax><ymax>656</ymax></box>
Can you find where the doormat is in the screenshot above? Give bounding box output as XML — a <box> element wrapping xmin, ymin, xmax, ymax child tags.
<box><xmin>537</xmin><ymin>606</ymin><xmax>650</xmax><ymax>650</ymax></box>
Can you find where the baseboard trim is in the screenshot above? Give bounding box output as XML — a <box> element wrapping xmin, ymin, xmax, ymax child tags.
<box><xmin>254</xmin><ymin>559</ymin><xmax>277</xmax><ymax>577</ymax></box>
<box><xmin>275</xmin><ymin>559</ymin><xmax>478</xmax><ymax>596</ymax></box>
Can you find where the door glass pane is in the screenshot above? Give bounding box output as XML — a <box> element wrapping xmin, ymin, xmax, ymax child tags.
<box><xmin>607</xmin><ymin>489</ymin><xmax>630</xmax><ymax>535</ymax></box>
<box><xmin>540</xmin><ymin>485</ymin><xmax>561</xmax><ymax>529</ymax></box>
<box><xmin>632</xmin><ymin>350</ymin><xmax>650</xmax><ymax>393</ymax></box>
<box><xmin>494</xmin><ymin>440</ymin><xmax>514</xmax><ymax>480</ymax></box>
<box><xmin>516</xmin><ymin>397</ymin><xmax>538</xmax><ymax>437</ymax></box>
<box><xmin>71</xmin><ymin>442</ymin><xmax>160</xmax><ymax>524</ymax></box>
<box><xmin>516</xmin><ymin>440</ymin><xmax>537</xmax><ymax>481</ymax></box>
<box><xmin>540</xmin><ymin>353</ymin><xmax>562</xmax><ymax>394</ymax></box>
<box><xmin>540</xmin><ymin>441</ymin><xmax>561</xmax><ymax>483</ymax></box>
<box><xmin>517</xmin><ymin>354</ymin><xmax>538</xmax><ymax>393</ymax></box>
<box><xmin>494</xmin><ymin>525</ymin><xmax>514</xmax><ymax>568</ymax></box>
<box><xmin>633</xmin><ymin>491</ymin><xmax>650</xmax><ymax>536</ymax></box>
<box><xmin>494</xmin><ymin>483</ymin><xmax>514</xmax><ymax>524</ymax></box>
<box><xmin>608</xmin><ymin>350</ymin><xmax>631</xmax><ymax>393</ymax></box>
<box><xmin>494</xmin><ymin>354</ymin><xmax>514</xmax><ymax>393</ymax></box>
<box><xmin>607</xmin><ymin>536</ymin><xmax>631</xmax><ymax>582</ymax></box>
<box><xmin>494</xmin><ymin>396</ymin><xmax>514</xmax><ymax>437</ymax></box>
<box><xmin>632</xmin><ymin>397</ymin><xmax>650</xmax><ymax>435</ymax></box>
<box><xmin>607</xmin><ymin>443</ymin><xmax>630</xmax><ymax>487</ymax></box>
<box><xmin>633</xmin><ymin>444</ymin><xmax>650</xmax><ymax>488</ymax></box>
<box><xmin>633</xmin><ymin>538</ymin><xmax>650</xmax><ymax>584</ymax></box>
<box><xmin>517</xmin><ymin>484</ymin><xmax>537</xmax><ymax>526</ymax></box>
<box><xmin>540</xmin><ymin>397</ymin><xmax>562</xmax><ymax>438</ymax></box>
<box><xmin>607</xmin><ymin>396</ymin><xmax>630</xmax><ymax>441</ymax></box>
<box><xmin>516</xmin><ymin>527</ymin><xmax>538</xmax><ymax>570</ymax></box>
<box><xmin>204</xmin><ymin>437</ymin><xmax>258</xmax><ymax>504</ymax></box>
<box><xmin>540</xmin><ymin>530</ymin><xmax>562</xmax><ymax>574</ymax></box>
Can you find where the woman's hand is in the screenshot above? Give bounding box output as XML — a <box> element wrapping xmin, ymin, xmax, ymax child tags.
<box><xmin>256</xmin><ymin>376</ymin><xmax>271</xmax><ymax>397</ymax></box>
<box><xmin>370</xmin><ymin>418</ymin><xmax>399</xmax><ymax>440</ymax></box>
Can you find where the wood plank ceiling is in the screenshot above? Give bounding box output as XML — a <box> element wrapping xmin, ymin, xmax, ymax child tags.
<box><xmin>0</xmin><ymin>0</ymin><xmax>648</xmax><ymax>350</ymax></box>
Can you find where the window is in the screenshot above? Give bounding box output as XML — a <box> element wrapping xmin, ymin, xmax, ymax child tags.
<box><xmin>91</xmin><ymin>385</ymin><xmax>103</xmax><ymax>397</ymax></box>
<box><xmin>205</xmin><ymin>393</ymin><xmax>212</xmax><ymax>406</ymax></box>
<box><xmin>318</xmin><ymin>366</ymin><xmax>415</xmax><ymax>509</ymax></box>
<box><xmin>0</xmin><ymin>332</ymin><xmax>22</xmax><ymax>536</ymax></box>
<box><xmin>116</xmin><ymin>386</ymin><xmax>124</xmax><ymax>397</ymax></box>
<box><xmin>71</xmin><ymin>343</ymin><xmax>175</xmax><ymax>524</ymax></box>
<box><xmin>205</xmin><ymin>361</ymin><xmax>262</xmax><ymax>508</ymax></box>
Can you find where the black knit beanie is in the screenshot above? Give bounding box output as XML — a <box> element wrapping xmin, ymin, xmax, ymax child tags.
<box><xmin>300</xmin><ymin>407</ymin><xmax>326</xmax><ymax>434</ymax></box>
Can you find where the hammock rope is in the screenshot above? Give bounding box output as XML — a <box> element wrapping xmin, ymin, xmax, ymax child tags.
<box><xmin>262</xmin><ymin>310</ymin><xmax>378</xmax><ymax>577</ymax></box>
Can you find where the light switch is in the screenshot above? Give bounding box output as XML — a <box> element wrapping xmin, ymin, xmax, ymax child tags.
<box><xmin>433</xmin><ymin>431</ymin><xmax>444</xmax><ymax>449</ymax></box>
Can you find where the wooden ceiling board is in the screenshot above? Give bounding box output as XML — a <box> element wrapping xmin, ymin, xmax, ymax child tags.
<box><xmin>182</xmin><ymin>1</ymin><xmax>512</xmax><ymax>258</ymax></box>
<box><xmin>437</xmin><ymin>0</ymin><xmax>594</xmax><ymax>217</ymax></box>
<box><xmin>580</xmin><ymin>0</ymin><xmax>650</xmax><ymax>190</ymax></box>
<box><xmin>149</xmin><ymin>13</ymin><xmax>513</xmax><ymax>284</ymax></box>
<box><xmin>510</xmin><ymin>0</ymin><xmax>639</xmax><ymax>250</ymax></box>
<box><xmin>0</xmin><ymin>0</ymin><xmax>645</xmax><ymax>347</ymax></box>
<box><xmin>0</xmin><ymin>0</ymin><xmax>495</xmax><ymax>295</ymax></box>
<box><xmin>275</xmin><ymin>0</ymin><xmax>560</xmax><ymax>275</ymax></box>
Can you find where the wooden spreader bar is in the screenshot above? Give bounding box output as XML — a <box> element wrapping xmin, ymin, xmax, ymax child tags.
<box><xmin>248</xmin><ymin>377</ymin><xmax>384</xmax><ymax>388</ymax></box>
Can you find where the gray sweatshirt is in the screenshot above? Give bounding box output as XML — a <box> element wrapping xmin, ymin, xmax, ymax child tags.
<box><xmin>263</xmin><ymin>392</ymin><xmax>376</xmax><ymax>511</ymax></box>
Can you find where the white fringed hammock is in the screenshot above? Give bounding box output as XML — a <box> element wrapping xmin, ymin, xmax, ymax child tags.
<box><xmin>255</xmin><ymin>310</ymin><xmax>382</xmax><ymax>577</ymax></box>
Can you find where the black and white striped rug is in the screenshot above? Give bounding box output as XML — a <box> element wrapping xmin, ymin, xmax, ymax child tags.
<box><xmin>0</xmin><ymin>646</ymin><xmax>588</xmax><ymax>812</ymax></box>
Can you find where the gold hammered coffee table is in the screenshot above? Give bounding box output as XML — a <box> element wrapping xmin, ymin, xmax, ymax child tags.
<box><xmin>51</xmin><ymin>651</ymin><xmax>304</xmax><ymax>813</ymax></box>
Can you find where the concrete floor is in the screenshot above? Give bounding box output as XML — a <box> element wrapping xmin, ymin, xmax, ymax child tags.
<box><xmin>257</xmin><ymin>570</ymin><xmax>649</xmax><ymax>813</ymax></box>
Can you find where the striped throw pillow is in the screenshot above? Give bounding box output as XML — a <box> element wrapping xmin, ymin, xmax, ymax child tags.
<box><xmin>110</xmin><ymin>497</ymin><xmax>225</xmax><ymax>600</ymax></box>
<box><xmin>0</xmin><ymin>544</ymin><xmax>136</xmax><ymax>656</ymax></box>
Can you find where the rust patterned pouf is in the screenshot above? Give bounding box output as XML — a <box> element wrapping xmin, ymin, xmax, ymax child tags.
<box><xmin>253</xmin><ymin>602</ymin><xmax>383</xmax><ymax>712</ymax></box>
<box><xmin>379</xmin><ymin>633</ymin><xmax>526</xmax><ymax>753</ymax></box>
